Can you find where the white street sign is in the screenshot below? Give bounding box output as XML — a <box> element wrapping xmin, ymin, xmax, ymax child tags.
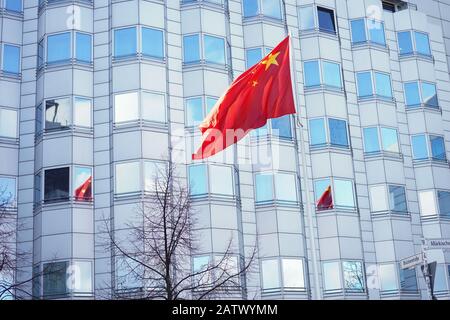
<box><xmin>400</xmin><ymin>253</ymin><xmax>424</xmax><ymax>270</ymax></box>
<box><xmin>426</xmin><ymin>239</ymin><xmax>450</xmax><ymax>250</ymax></box>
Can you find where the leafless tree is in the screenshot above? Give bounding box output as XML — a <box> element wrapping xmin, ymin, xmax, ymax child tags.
<box><xmin>103</xmin><ymin>161</ymin><xmax>256</xmax><ymax>300</ymax></box>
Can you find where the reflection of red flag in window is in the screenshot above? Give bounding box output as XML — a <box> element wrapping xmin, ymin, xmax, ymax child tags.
<box><xmin>75</xmin><ymin>176</ymin><xmax>92</xmax><ymax>201</ymax></box>
<box><xmin>317</xmin><ymin>185</ymin><xmax>333</xmax><ymax>210</ymax></box>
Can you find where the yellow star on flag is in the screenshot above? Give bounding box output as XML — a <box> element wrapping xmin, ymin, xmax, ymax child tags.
<box><xmin>261</xmin><ymin>51</ymin><xmax>280</xmax><ymax>71</ymax></box>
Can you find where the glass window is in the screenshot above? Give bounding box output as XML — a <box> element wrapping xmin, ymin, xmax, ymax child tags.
<box><xmin>144</xmin><ymin>161</ymin><xmax>165</xmax><ymax>192</ymax></box>
<box><xmin>32</xmin><ymin>265</ymin><xmax>40</xmax><ymax>299</ymax></box>
<box><xmin>351</xmin><ymin>19</ymin><xmax>366</xmax><ymax>43</ymax></box>
<box><xmin>193</xmin><ymin>256</ymin><xmax>211</xmax><ymax>286</ymax></box>
<box><xmin>142</xmin><ymin>27</ymin><xmax>164</xmax><ymax>59</ymax></box>
<box><xmin>73</xmin><ymin>167</ymin><xmax>92</xmax><ymax>201</ymax></box>
<box><xmin>246</xmin><ymin>48</ymin><xmax>262</xmax><ymax>69</ymax></box>
<box><xmin>414</xmin><ymin>32</ymin><xmax>431</xmax><ymax>56</ymax></box>
<box><xmin>5</xmin><ymin>0</ymin><xmax>22</xmax><ymax>12</ymax></box>
<box><xmin>433</xmin><ymin>265</ymin><xmax>448</xmax><ymax>293</ymax></box>
<box><xmin>74</xmin><ymin>97</ymin><xmax>92</xmax><ymax>127</ymax></box>
<box><xmin>189</xmin><ymin>164</ymin><xmax>207</xmax><ymax>196</ymax></box>
<box><xmin>314</xmin><ymin>178</ymin><xmax>332</xmax><ymax>210</ymax></box>
<box><xmin>379</xmin><ymin>264</ymin><xmax>398</xmax><ymax>291</ymax></box>
<box><xmin>142</xmin><ymin>92</ymin><xmax>166</xmax><ymax>123</ymax></box>
<box><xmin>115</xmin><ymin>162</ymin><xmax>140</xmax><ymax>194</ymax></box>
<box><xmin>411</xmin><ymin>135</ymin><xmax>428</xmax><ymax>160</ymax></box>
<box><xmin>186</xmin><ymin>97</ymin><xmax>203</xmax><ymax>127</ymax></box>
<box><xmin>75</xmin><ymin>33</ymin><xmax>92</xmax><ymax>63</ymax></box>
<box><xmin>343</xmin><ymin>261</ymin><xmax>364</xmax><ymax>292</ymax></box>
<box><xmin>437</xmin><ymin>191</ymin><xmax>450</xmax><ymax>217</ymax></box>
<box><xmin>35</xmin><ymin>104</ymin><xmax>43</xmax><ymax>134</ymax></box>
<box><xmin>389</xmin><ymin>185</ymin><xmax>407</xmax><ymax>213</ymax></box>
<box><xmin>38</xmin><ymin>40</ymin><xmax>44</xmax><ymax>67</ymax></box>
<box><xmin>206</xmin><ymin>97</ymin><xmax>217</xmax><ymax>115</ymax></box>
<box><xmin>0</xmin><ymin>108</ymin><xmax>17</xmax><ymax>138</ymax></box>
<box><xmin>375</xmin><ymin>72</ymin><xmax>392</xmax><ymax>98</ymax></box>
<box><xmin>363</xmin><ymin>127</ymin><xmax>380</xmax><ymax>153</ymax></box>
<box><xmin>309</xmin><ymin>118</ymin><xmax>326</xmax><ymax>146</ymax></box>
<box><xmin>203</xmin><ymin>35</ymin><xmax>225</xmax><ymax>65</ymax></box>
<box><xmin>328</xmin><ymin>119</ymin><xmax>348</xmax><ymax>147</ymax></box>
<box><xmin>275</xmin><ymin>173</ymin><xmax>297</xmax><ymax>202</ymax></box>
<box><xmin>281</xmin><ymin>259</ymin><xmax>304</xmax><ymax>289</ymax></box>
<box><xmin>421</xmin><ymin>82</ymin><xmax>438</xmax><ymax>107</ymax></box>
<box><xmin>317</xmin><ymin>7</ymin><xmax>335</xmax><ymax>33</ymax></box>
<box><xmin>183</xmin><ymin>34</ymin><xmax>200</xmax><ymax>63</ymax></box>
<box><xmin>34</xmin><ymin>173</ymin><xmax>41</xmax><ymax>205</ymax></box>
<box><xmin>430</xmin><ymin>136</ymin><xmax>446</xmax><ymax>161</ymax></box>
<box><xmin>304</xmin><ymin>61</ymin><xmax>320</xmax><ymax>87</ymax></box>
<box><xmin>357</xmin><ymin>72</ymin><xmax>373</xmax><ymax>98</ymax></box>
<box><xmin>418</xmin><ymin>190</ymin><xmax>437</xmax><ymax>217</ymax></box>
<box><xmin>381</xmin><ymin>128</ymin><xmax>399</xmax><ymax>153</ymax></box>
<box><xmin>323</xmin><ymin>261</ymin><xmax>341</xmax><ymax>291</ymax></box>
<box><xmin>255</xmin><ymin>173</ymin><xmax>273</xmax><ymax>202</ymax></box>
<box><xmin>399</xmin><ymin>268</ymin><xmax>417</xmax><ymax>292</ymax></box>
<box><xmin>368</xmin><ymin>20</ymin><xmax>386</xmax><ymax>45</ymax></box>
<box><xmin>70</xmin><ymin>261</ymin><xmax>92</xmax><ymax>293</ymax></box>
<box><xmin>322</xmin><ymin>61</ymin><xmax>341</xmax><ymax>88</ymax></box>
<box><xmin>45</xmin><ymin>97</ymin><xmax>71</xmax><ymax>130</ymax></box>
<box><xmin>271</xmin><ymin>115</ymin><xmax>291</xmax><ymax>139</ymax></box>
<box><xmin>243</xmin><ymin>0</ymin><xmax>259</xmax><ymax>18</ymax></box>
<box><xmin>0</xmin><ymin>177</ymin><xmax>16</xmax><ymax>206</ymax></box>
<box><xmin>210</xmin><ymin>165</ymin><xmax>233</xmax><ymax>196</ymax></box>
<box><xmin>47</xmin><ymin>33</ymin><xmax>71</xmax><ymax>63</ymax></box>
<box><xmin>334</xmin><ymin>179</ymin><xmax>355</xmax><ymax>208</ymax></box>
<box><xmin>262</xmin><ymin>0</ymin><xmax>281</xmax><ymax>19</ymax></box>
<box><xmin>261</xmin><ymin>259</ymin><xmax>280</xmax><ymax>290</ymax></box>
<box><xmin>2</xmin><ymin>44</ymin><xmax>20</xmax><ymax>74</ymax></box>
<box><xmin>116</xmin><ymin>257</ymin><xmax>142</xmax><ymax>290</ymax></box>
<box><xmin>398</xmin><ymin>31</ymin><xmax>413</xmax><ymax>55</ymax></box>
<box><xmin>44</xmin><ymin>167</ymin><xmax>69</xmax><ymax>202</ymax></box>
<box><xmin>369</xmin><ymin>185</ymin><xmax>388</xmax><ymax>212</ymax></box>
<box><xmin>114</xmin><ymin>27</ymin><xmax>137</xmax><ymax>58</ymax></box>
<box><xmin>114</xmin><ymin>92</ymin><xmax>139</xmax><ymax>123</ymax></box>
<box><xmin>43</xmin><ymin>262</ymin><xmax>68</xmax><ymax>297</ymax></box>
<box><xmin>299</xmin><ymin>6</ymin><xmax>314</xmax><ymax>31</ymax></box>
<box><xmin>404</xmin><ymin>82</ymin><xmax>421</xmax><ymax>107</ymax></box>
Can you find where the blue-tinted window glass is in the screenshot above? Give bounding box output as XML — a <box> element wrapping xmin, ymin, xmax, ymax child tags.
<box><xmin>317</xmin><ymin>7</ymin><xmax>335</xmax><ymax>33</ymax></box>
<box><xmin>399</xmin><ymin>268</ymin><xmax>418</xmax><ymax>292</ymax></box>
<box><xmin>255</xmin><ymin>174</ymin><xmax>273</xmax><ymax>202</ymax></box>
<box><xmin>411</xmin><ymin>135</ymin><xmax>428</xmax><ymax>160</ymax></box>
<box><xmin>421</xmin><ymin>82</ymin><xmax>438</xmax><ymax>107</ymax></box>
<box><xmin>404</xmin><ymin>82</ymin><xmax>421</xmax><ymax>107</ymax></box>
<box><xmin>323</xmin><ymin>61</ymin><xmax>341</xmax><ymax>88</ymax></box>
<box><xmin>243</xmin><ymin>0</ymin><xmax>259</xmax><ymax>17</ymax></box>
<box><xmin>75</xmin><ymin>33</ymin><xmax>92</xmax><ymax>63</ymax></box>
<box><xmin>329</xmin><ymin>119</ymin><xmax>348</xmax><ymax>147</ymax></box>
<box><xmin>398</xmin><ymin>31</ymin><xmax>413</xmax><ymax>55</ymax></box>
<box><xmin>0</xmin><ymin>177</ymin><xmax>16</xmax><ymax>206</ymax></box>
<box><xmin>2</xmin><ymin>45</ymin><xmax>20</xmax><ymax>74</ymax></box>
<box><xmin>47</xmin><ymin>33</ymin><xmax>71</xmax><ymax>63</ymax></box>
<box><xmin>430</xmin><ymin>136</ymin><xmax>446</xmax><ymax>161</ymax></box>
<box><xmin>142</xmin><ymin>28</ymin><xmax>164</xmax><ymax>58</ymax></box>
<box><xmin>262</xmin><ymin>0</ymin><xmax>281</xmax><ymax>19</ymax></box>
<box><xmin>357</xmin><ymin>72</ymin><xmax>373</xmax><ymax>97</ymax></box>
<box><xmin>206</xmin><ymin>97</ymin><xmax>217</xmax><ymax>115</ymax></box>
<box><xmin>304</xmin><ymin>61</ymin><xmax>320</xmax><ymax>87</ymax></box>
<box><xmin>363</xmin><ymin>127</ymin><xmax>380</xmax><ymax>153</ymax></box>
<box><xmin>114</xmin><ymin>27</ymin><xmax>137</xmax><ymax>58</ymax></box>
<box><xmin>334</xmin><ymin>180</ymin><xmax>355</xmax><ymax>208</ymax></box>
<box><xmin>389</xmin><ymin>186</ymin><xmax>407</xmax><ymax>213</ymax></box>
<box><xmin>414</xmin><ymin>32</ymin><xmax>431</xmax><ymax>56</ymax></box>
<box><xmin>271</xmin><ymin>115</ymin><xmax>291</xmax><ymax>139</ymax></box>
<box><xmin>246</xmin><ymin>48</ymin><xmax>262</xmax><ymax>69</ymax></box>
<box><xmin>204</xmin><ymin>35</ymin><xmax>225</xmax><ymax>65</ymax></box>
<box><xmin>5</xmin><ymin>0</ymin><xmax>22</xmax><ymax>12</ymax></box>
<box><xmin>183</xmin><ymin>34</ymin><xmax>200</xmax><ymax>63</ymax></box>
<box><xmin>253</xmin><ymin>123</ymin><xmax>268</xmax><ymax>136</ymax></box>
<box><xmin>309</xmin><ymin>119</ymin><xmax>326</xmax><ymax>146</ymax></box>
<box><xmin>314</xmin><ymin>179</ymin><xmax>331</xmax><ymax>203</ymax></box>
<box><xmin>368</xmin><ymin>20</ymin><xmax>386</xmax><ymax>45</ymax></box>
<box><xmin>381</xmin><ymin>128</ymin><xmax>399</xmax><ymax>153</ymax></box>
<box><xmin>299</xmin><ymin>6</ymin><xmax>315</xmax><ymax>31</ymax></box>
<box><xmin>375</xmin><ymin>72</ymin><xmax>392</xmax><ymax>98</ymax></box>
<box><xmin>186</xmin><ymin>98</ymin><xmax>203</xmax><ymax>127</ymax></box>
<box><xmin>437</xmin><ymin>191</ymin><xmax>450</xmax><ymax>217</ymax></box>
<box><xmin>189</xmin><ymin>165</ymin><xmax>207</xmax><ymax>195</ymax></box>
<box><xmin>351</xmin><ymin>19</ymin><xmax>366</xmax><ymax>43</ymax></box>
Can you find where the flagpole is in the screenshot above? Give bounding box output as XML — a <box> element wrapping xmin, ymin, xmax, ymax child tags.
<box><xmin>287</xmin><ymin>30</ymin><xmax>322</xmax><ymax>300</ymax></box>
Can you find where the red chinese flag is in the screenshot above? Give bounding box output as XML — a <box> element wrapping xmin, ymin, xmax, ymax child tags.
<box><xmin>192</xmin><ymin>36</ymin><xmax>296</xmax><ymax>160</ymax></box>
<box><xmin>75</xmin><ymin>176</ymin><xmax>92</xmax><ymax>201</ymax></box>
<box><xmin>317</xmin><ymin>185</ymin><xmax>333</xmax><ymax>210</ymax></box>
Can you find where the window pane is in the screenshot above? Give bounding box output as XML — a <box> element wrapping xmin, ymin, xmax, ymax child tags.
<box><xmin>47</xmin><ymin>33</ymin><xmax>71</xmax><ymax>63</ymax></box>
<box><xmin>323</xmin><ymin>61</ymin><xmax>341</xmax><ymax>88</ymax></box>
<box><xmin>45</xmin><ymin>98</ymin><xmax>71</xmax><ymax>129</ymax></box>
<box><xmin>419</xmin><ymin>191</ymin><xmax>437</xmax><ymax>217</ymax></box>
<box><xmin>210</xmin><ymin>165</ymin><xmax>233</xmax><ymax>196</ymax></box>
<box><xmin>309</xmin><ymin>118</ymin><xmax>326</xmax><ymax>146</ymax></box>
<box><xmin>314</xmin><ymin>179</ymin><xmax>331</xmax><ymax>203</ymax></box>
<box><xmin>5</xmin><ymin>0</ymin><xmax>22</xmax><ymax>12</ymax></box>
<box><xmin>414</xmin><ymin>32</ymin><xmax>431</xmax><ymax>56</ymax></box>
<box><xmin>255</xmin><ymin>173</ymin><xmax>273</xmax><ymax>202</ymax></box>
<box><xmin>399</xmin><ymin>268</ymin><xmax>417</xmax><ymax>292</ymax></box>
<box><xmin>44</xmin><ymin>167</ymin><xmax>70</xmax><ymax>201</ymax></box>
<box><xmin>368</xmin><ymin>20</ymin><xmax>386</xmax><ymax>45</ymax></box>
<box><xmin>334</xmin><ymin>179</ymin><xmax>355</xmax><ymax>208</ymax></box>
<box><xmin>2</xmin><ymin>45</ymin><xmax>20</xmax><ymax>74</ymax></box>
<box><xmin>421</xmin><ymin>82</ymin><xmax>438</xmax><ymax>107</ymax></box>
<box><xmin>281</xmin><ymin>259</ymin><xmax>304</xmax><ymax>288</ymax></box>
<box><xmin>430</xmin><ymin>136</ymin><xmax>446</xmax><ymax>161</ymax></box>
<box><xmin>193</xmin><ymin>256</ymin><xmax>211</xmax><ymax>286</ymax></box>
<box><xmin>243</xmin><ymin>0</ymin><xmax>259</xmax><ymax>17</ymax></box>
<box><xmin>114</xmin><ymin>92</ymin><xmax>139</xmax><ymax>123</ymax></box>
<box><xmin>369</xmin><ymin>185</ymin><xmax>388</xmax><ymax>212</ymax></box>
<box><xmin>142</xmin><ymin>28</ymin><xmax>164</xmax><ymax>58</ymax></box>
<box><xmin>0</xmin><ymin>177</ymin><xmax>16</xmax><ymax>206</ymax></box>
<box><xmin>357</xmin><ymin>72</ymin><xmax>373</xmax><ymax>97</ymax></box>
<box><xmin>75</xmin><ymin>33</ymin><xmax>92</xmax><ymax>62</ymax></box>
<box><xmin>115</xmin><ymin>162</ymin><xmax>140</xmax><ymax>194</ymax></box>
<box><xmin>73</xmin><ymin>167</ymin><xmax>92</xmax><ymax>201</ymax></box>
<box><xmin>189</xmin><ymin>164</ymin><xmax>207</xmax><ymax>196</ymax></box>
<box><xmin>275</xmin><ymin>173</ymin><xmax>297</xmax><ymax>202</ymax></box>
<box><xmin>0</xmin><ymin>108</ymin><xmax>17</xmax><ymax>138</ymax></box>
<box><xmin>299</xmin><ymin>6</ymin><xmax>315</xmax><ymax>31</ymax></box>
<box><xmin>253</xmin><ymin>123</ymin><xmax>268</xmax><ymax>136</ymax></box>
<box><xmin>398</xmin><ymin>31</ymin><xmax>413</xmax><ymax>55</ymax></box>
<box><xmin>351</xmin><ymin>19</ymin><xmax>366</xmax><ymax>43</ymax></box>
<box><xmin>144</xmin><ymin>161</ymin><xmax>165</xmax><ymax>192</ymax></box>
<box><xmin>381</xmin><ymin>128</ymin><xmax>399</xmax><ymax>153</ymax></box>
<box><xmin>74</xmin><ymin>97</ymin><xmax>92</xmax><ymax>127</ymax></box>
<box><xmin>246</xmin><ymin>48</ymin><xmax>262</xmax><ymax>69</ymax></box>
<box><xmin>379</xmin><ymin>264</ymin><xmax>398</xmax><ymax>291</ymax></box>
<box><xmin>114</xmin><ymin>27</ymin><xmax>137</xmax><ymax>57</ymax></box>
<box><xmin>43</xmin><ymin>262</ymin><xmax>68</xmax><ymax>297</ymax></box>
<box><xmin>375</xmin><ymin>72</ymin><xmax>392</xmax><ymax>98</ymax></box>
<box><xmin>389</xmin><ymin>185</ymin><xmax>407</xmax><ymax>213</ymax></box>
<box><xmin>204</xmin><ymin>35</ymin><xmax>225</xmax><ymax>65</ymax></box>
<box><xmin>433</xmin><ymin>265</ymin><xmax>448</xmax><ymax>292</ymax></box>
<box><xmin>328</xmin><ymin>118</ymin><xmax>348</xmax><ymax>147</ymax></box>
<box><xmin>261</xmin><ymin>260</ymin><xmax>280</xmax><ymax>290</ymax></box>
<box><xmin>404</xmin><ymin>82</ymin><xmax>421</xmax><ymax>107</ymax></box>
<box><xmin>142</xmin><ymin>92</ymin><xmax>165</xmax><ymax>122</ymax></box>
<box><xmin>70</xmin><ymin>261</ymin><xmax>92</xmax><ymax>293</ymax></box>
<box><xmin>343</xmin><ymin>261</ymin><xmax>364</xmax><ymax>292</ymax></box>
<box><xmin>363</xmin><ymin>127</ymin><xmax>380</xmax><ymax>153</ymax></box>
<box><xmin>262</xmin><ymin>0</ymin><xmax>281</xmax><ymax>19</ymax></box>
<box><xmin>183</xmin><ymin>34</ymin><xmax>200</xmax><ymax>63</ymax></box>
<box><xmin>323</xmin><ymin>262</ymin><xmax>341</xmax><ymax>291</ymax></box>
<box><xmin>38</xmin><ymin>40</ymin><xmax>44</xmax><ymax>67</ymax></box>
<box><xmin>186</xmin><ymin>98</ymin><xmax>203</xmax><ymax>127</ymax></box>
<box><xmin>206</xmin><ymin>97</ymin><xmax>217</xmax><ymax>115</ymax></box>
<box><xmin>437</xmin><ymin>191</ymin><xmax>450</xmax><ymax>217</ymax></box>
<box><xmin>304</xmin><ymin>61</ymin><xmax>320</xmax><ymax>87</ymax></box>
<box><xmin>317</xmin><ymin>7</ymin><xmax>335</xmax><ymax>33</ymax></box>
<box><xmin>411</xmin><ymin>135</ymin><xmax>428</xmax><ymax>160</ymax></box>
<box><xmin>271</xmin><ymin>115</ymin><xmax>291</xmax><ymax>138</ymax></box>
<box><xmin>34</xmin><ymin>173</ymin><xmax>41</xmax><ymax>205</ymax></box>
<box><xmin>116</xmin><ymin>257</ymin><xmax>142</xmax><ymax>290</ymax></box>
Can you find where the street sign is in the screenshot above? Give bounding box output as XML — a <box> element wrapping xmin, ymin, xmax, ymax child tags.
<box><xmin>426</xmin><ymin>239</ymin><xmax>450</xmax><ymax>250</ymax></box>
<box><xmin>400</xmin><ymin>253</ymin><xmax>424</xmax><ymax>270</ymax></box>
